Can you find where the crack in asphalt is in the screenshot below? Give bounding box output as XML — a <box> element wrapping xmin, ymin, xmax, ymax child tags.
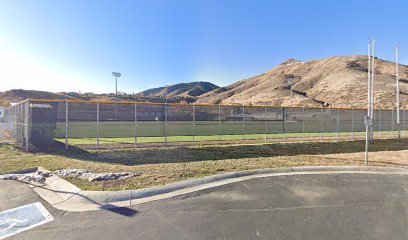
<box><xmin>141</xmin><ymin>198</ymin><xmax>408</xmax><ymax>214</ymax></box>
<box><xmin>153</xmin><ymin>212</ymin><xmax>192</xmax><ymax>239</ymax></box>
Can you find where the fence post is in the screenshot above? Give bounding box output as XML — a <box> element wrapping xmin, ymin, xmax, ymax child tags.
<box><xmin>17</xmin><ymin>105</ymin><xmax>20</xmax><ymax>142</ymax></box>
<box><xmin>302</xmin><ymin>106</ymin><xmax>305</xmax><ymax>139</ymax></box>
<box><xmin>264</xmin><ymin>107</ymin><xmax>267</xmax><ymax>142</ymax></box>
<box><xmin>396</xmin><ymin>108</ymin><xmax>400</xmax><ymax>141</ymax></box>
<box><xmin>65</xmin><ymin>100</ymin><xmax>69</xmax><ymax>150</ymax></box>
<box><xmin>13</xmin><ymin>106</ymin><xmax>17</xmax><ymax>140</ymax></box>
<box><xmin>351</xmin><ymin>107</ymin><xmax>354</xmax><ymax>140</ymax></box>
<box><xmin>14</xmin><ymin>105</ymin><xmax>17</xmax><ymax>144</ymax></box>
<box><xmin>403</xmin><ymin>109</ymin><xmax>406</xmax><ymax>136</ymax></box>
<box><xmin>320</xmin><ymin>106</ymin><xmax>323</xmax><ymax>142</ymax></box>
<box><xmin>165</xmin><ymin>101</ymin><xmax>168</xmax><ymax>143</ymax></box>
<box><xmin>13</xmin><ymin>105</ymin><xmax>16</xmax><ymax>141</ymax></box>
<box><xmin>20</xmin><ymin>104</ymin><xmax>23</xmax><ymax>147</ymax></box>
<box><xmin>16</xmin><ymin>105</ymin><xmax>19</xmax><ymax>146</ymax></box>
<box><xmin>378</xmin><ymin>108</ymin><xmax>382</xmax><ymax>138</ymax></box>
<box><xmin>19</xmin><ymin>103</ymin><xmax>23</xmax><ymax>148</ymax></box>
<box><xmin>218</xmin><ymin>104</ymin><xmax>221</xmax><ymax>142</ymax></box>
<box><xmin>242</xmin><ymin>105</ymin><xmax>245</xmax><ymax>140</ymax></box>
<box><xmin>15</xmin><ymin>105</ymin><xmax>17</xmax><ymax>145</ymax></box>
<box><xmin>96</xmin><ymin>101</ymin><xmax>100</xmax><ymax>148</ymax></box>
<box><xmin>25</xmin><ymin>100</ymin><xmax>30</xmax><ymax>151</ymax></box>
<box><xmin>336</xmin><ymin>108</ymin><xmax>340</xmax><ymax>142</ymax></box>
<box><xmin>134</xmin><ymin>102</ymin><xmax>138</xmax><ymax>146</ymax></box>
<box><xmin>15</xmin><ymin>105</ymin><xmax>18</xmax><ymax>141</ymax></box>
<box><xmin>283</xmin><ymin>107</ymin><xmax>287</xmax><ymax>141</ymax></box>
<box><xmin>16</xmin><ymin>104</ymin><xmax>19</xmax><ymax>146</ymax></box>
<box><xmin>18</xmin><ymin>105</ymin><xmax>21</xmax><ymax>143</ymax></box>
<box><xmin>21</xmin><ymin>103</ymin><xmax>24</xmax><ymax>149</ymax></box>
<box><xmin>391</xmin><ymin>109</ymin><xmax>395</xmax><ymax>137</ymax></box>
<box><xmin>192</xmin><ymin>104</ymin><xmax>195</xmax><ymax>142</ymax></box>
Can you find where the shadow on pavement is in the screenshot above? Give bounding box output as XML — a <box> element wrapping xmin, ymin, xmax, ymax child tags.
<box><xmin>100</xmin><ymin>204</ymin><xmax>138</xmax><ymax>217</ymax></box>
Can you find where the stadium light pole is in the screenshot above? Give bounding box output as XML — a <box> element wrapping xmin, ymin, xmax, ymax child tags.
<box><xmin>285</xmin><ymin>75</ymin><xmax>295</xmax><ymax>107</ymax></box>
<box><xmin>112</xmin><ymin>72</ymin><xmax>121</xmax><ymax>98</ymax></box>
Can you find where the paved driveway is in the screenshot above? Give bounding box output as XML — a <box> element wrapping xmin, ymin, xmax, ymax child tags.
<box><xmin>3</xmin><ymin>171</ymin><xmax>408</xmax><ymax>240</ymax></box>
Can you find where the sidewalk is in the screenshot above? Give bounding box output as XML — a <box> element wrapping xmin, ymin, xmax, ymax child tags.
<box><xmin>26</xmin><ymin>166</ymin><xmax>408</xmax><ymax>212</ymax></box>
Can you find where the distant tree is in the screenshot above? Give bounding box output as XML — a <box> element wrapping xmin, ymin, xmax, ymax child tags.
<box><xmin>214</xmin><ymin>99</ymin><xmax>222</xmax><ymax>104</ymax></box>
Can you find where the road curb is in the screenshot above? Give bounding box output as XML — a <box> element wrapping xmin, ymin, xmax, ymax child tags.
<box><xmin>29</xmin><ymin>166</ymin><xmax>408</xmax><ymax>212</ymax></box>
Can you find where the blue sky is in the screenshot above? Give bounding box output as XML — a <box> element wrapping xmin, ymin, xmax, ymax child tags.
<box><xmin>0</xmin><ymin>0</ymin><xmax>407</xmax><ymax>93</ymax></box>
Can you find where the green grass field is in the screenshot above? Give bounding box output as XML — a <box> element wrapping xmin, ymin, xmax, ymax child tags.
<box><xmin>50</xmin><ymin>120</ymin><xmax>406</xmax><ymax>145</ymax></box>
<box><xmin>54</xmin><ymin>120</ymin><xmax>366</xmax><ymax>137</ymax></box>
<box><xmin>54</xmin><ymin>131</ymin><xmax>405</xmax><ymax>145</ymax></box>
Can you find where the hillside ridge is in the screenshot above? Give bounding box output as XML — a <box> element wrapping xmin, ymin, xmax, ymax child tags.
<box><xmin>197</xmin><ymin>55</ymin><xmax>408</xmax><ymax>109</ymax></box>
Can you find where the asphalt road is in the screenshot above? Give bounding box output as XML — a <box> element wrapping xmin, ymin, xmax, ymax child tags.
<box><xmin>2</xmin><ymin>172</ymin><xmax>408</xmax><ymax>240</ymax></box>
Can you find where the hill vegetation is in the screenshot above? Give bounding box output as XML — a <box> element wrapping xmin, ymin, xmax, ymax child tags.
<box><xmin>197</xmin><ymin>55</ymin><xmax>408</xmax><ymax>109</ymax></box>
<box><xmin>0</xmin><ymin>89</ymin><xmax>78</xmax><ymax>107</ymax></box>
<box><xmin>136</xmin><ymin>81</ymin><xmax>219</xmax><ymax>100</ymax></box>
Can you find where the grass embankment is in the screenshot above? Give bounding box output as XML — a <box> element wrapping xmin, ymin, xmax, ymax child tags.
<box><xmin>1</xmin><ymin>139</ymin><xmax>407</xmax><ymax>191</ymax></box>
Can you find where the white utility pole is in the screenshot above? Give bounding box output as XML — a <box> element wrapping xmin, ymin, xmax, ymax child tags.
<box><xmin>396</xmin><ymin>46</ymin><xmax>401</xmax><ymax>141</ymax></box>
<box><xmin>365</xmin><ymin>39</ymin><xmax>375</xmax><ymax>165</ymax></box>
<box><xmin>370</xmin><ymin>38</ymin><xmax>375</xmax><ymax>142</ymax></box>
<box><xmin>365</xmin><ymin>40</ymin><xmax>371</xmax><ymax>165</ymax></box>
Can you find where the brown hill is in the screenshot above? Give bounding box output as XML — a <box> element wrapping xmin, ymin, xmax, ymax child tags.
<box><xmin>197</xmin><ymin>55</ymin><xmax>408</xmax><ymax>109</ymax></box>
<box><xmin>136</xmin><ymin>82</ymin><xmax>219</xmax><ymax>100</ymax></box>
<box><xmin>0</xmin><ymin>89</ymin><xmax>78</xmax><ymax>107</ymax></box>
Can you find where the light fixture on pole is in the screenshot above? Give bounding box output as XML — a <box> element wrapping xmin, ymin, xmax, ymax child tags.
<box><xmin>112</xmin><ymin>72</ymin><xmax>121</xmax><ymax>97</ymax></box>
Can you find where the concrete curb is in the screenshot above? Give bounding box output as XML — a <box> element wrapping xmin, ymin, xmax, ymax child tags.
<box><xmin>28</xmin><ymin>166</ymin><xmax>408</xmax><ymax>212</ymax></box>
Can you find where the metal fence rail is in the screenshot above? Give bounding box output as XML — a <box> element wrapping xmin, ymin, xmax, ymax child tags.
<box><xmin>1</xmin><ymin>99</ymin><xmax>407</xmax><ymax>150</ymax></box>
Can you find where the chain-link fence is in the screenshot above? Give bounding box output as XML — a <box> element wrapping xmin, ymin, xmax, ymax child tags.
<box><xmin>1</xmin><ymin>99</ymin><xmax>407</xmax><ymax>150</ymax></box>
<box><xmin>0</xmin><ymin>100</ymin><xmax>31</xmax><ymax>150</ymax></box>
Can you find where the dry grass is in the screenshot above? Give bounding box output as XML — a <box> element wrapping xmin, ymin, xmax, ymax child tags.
<box><xmin>0</xmin><ymin>139</ymin><xmax>407</xmax><ymax>191</ymax></box>
<box><xmin>198</xmin><ymin>55</ymin><xmax>408</xmax><ymax>109</ymax></box>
